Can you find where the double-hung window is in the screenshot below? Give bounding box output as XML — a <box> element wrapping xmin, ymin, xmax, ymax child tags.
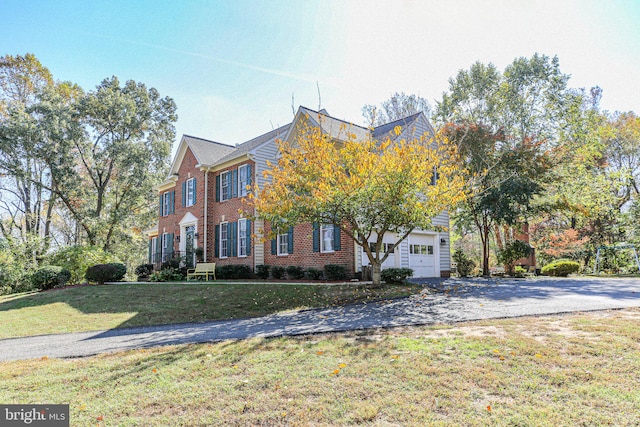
<box><xmin>185</xmin><ymin>178</ymin><xmax>196</xmax><ymax>206</ymax></box>
<box><xmin>320</xmin><ymin>224</ymin><xmax>334</xmax><ymax>252</ymax></box>
<box><xmin>238</xmin><ymin>164</ymin><xmax>250</xmax><ymax>197</ymax></box>
<box><xmin>277</xmin><ymin>233</ymin><xmax>289</xmax><ymax>256</ymax></box>
<box><xmin>219</xmin><ymin>222</ymin><xmax>229</xmax><ymax>258</ymax></box>
<box><xmin>238</xmin><ymin>219</ymin><xmax>248</xmax><ymax>257</ymax></box>
<box><xmin>220</xmin><ymin>171</ymin><xmax>230</xmax><ymax>201</ymax></box>
<box><xmin>162</xmin><ymin>191</ymin><xmax>173</xmax><ymax>216</ymax></box>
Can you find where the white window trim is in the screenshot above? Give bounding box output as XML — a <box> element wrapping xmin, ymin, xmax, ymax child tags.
<box><xmin>320</xmin><ymin>224</ymin><xmax>334</xmax><ymax>253</ymax></box>
<box><xmin>277</xmin><ymin>233</ymin><xmax>289</xmax><ymax>256</ymax></box>
<box><xmin>186</xmin><ymin>178</ymin><xmax>196</xmax><ymax>207</ymax></box>
<box><xmin>238</xmin><ymin>164</ymin><xmax>249</xmax><ymax>197</ymax></box>
<box><xmin>238</xmin><ymin>218</ymin><xmax>247</xmax><ymax>258</ymax></box>
<box><xmin>220</xmin><ymin>171</ymin><xmax>230</xmax><ymax>201</ymax></box>
<box><xmin>219</xmin><ymin>221</ymin><xmax>229</xmax><ymax>258</ymax></box>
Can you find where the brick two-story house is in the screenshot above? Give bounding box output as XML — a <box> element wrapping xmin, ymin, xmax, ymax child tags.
<box><xmin>147</xmin><ymin>106</ymin><xmax>452</xmax><ymax>278</ymax></box>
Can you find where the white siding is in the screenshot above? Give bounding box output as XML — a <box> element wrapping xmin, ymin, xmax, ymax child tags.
<box><xmin>253</xmin><ymin>139</ymin><xmax>279</xmax><ymax>189</ymax></box>
<box><xmin>253</xmin><ymin>218</ymin><xmax>265</xmax><ymax>267</ymax></box>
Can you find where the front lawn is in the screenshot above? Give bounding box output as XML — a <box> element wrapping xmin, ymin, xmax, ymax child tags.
<box><xmin>0</xmin><ymin>282</ymin><xmax>423</xmax><ymax>339</ymax></box>
<box><xmin>1</xmin><ymin>309</ymin><xmax>639</xmax><ymax>425</ymax></box>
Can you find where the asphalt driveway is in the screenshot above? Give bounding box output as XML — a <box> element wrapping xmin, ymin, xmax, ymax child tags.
<box><xmin>1</xmin><ymin>276</ymin><xmax>640</xmax><ymax>361</ymax></box>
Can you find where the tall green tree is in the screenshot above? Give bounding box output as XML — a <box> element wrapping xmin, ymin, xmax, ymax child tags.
<box><xmin>38</xmin><ymin>76</ymin><xmax>177</xmax><ymax>251</ymax></box>
<box><xmin>0</xmin><ymin>53</ymin><xmax>55</xmax><ymax>261</ymax></box>
<box><xmin>436</xmin><ymin>54</ymin><xmax>573</xmax><ymax>272</ymax></box>
<box><xmin>362</xmin><ymin>92</ymin><xmax>432</xmax><ymax>126</ymax></box>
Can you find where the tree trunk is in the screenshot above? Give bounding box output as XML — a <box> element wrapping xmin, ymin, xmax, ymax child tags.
<box><xmin>481</xmin><ymin>223</ymin><xmax>490</xmax><ymax>276</ymax></box>
<box><xmin>371</xmin><ymin>261</ymin><xmax>382</xmax><ymax>288</ymax></box>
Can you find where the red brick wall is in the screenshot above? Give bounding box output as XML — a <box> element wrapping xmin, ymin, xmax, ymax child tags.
<box><xmin>207</xmin><ymin>160</ymin><xmax>256</xmax><ymax>267</ymax></box>
<box><xmin>157</xmin><ymin>148</ymin><xmax>206</xmax><ymax>255</ymax></box>
<box><xmin>263</xmin><ymin>223</ymin><xmax>356</xmax><ymax>275</ymax></box>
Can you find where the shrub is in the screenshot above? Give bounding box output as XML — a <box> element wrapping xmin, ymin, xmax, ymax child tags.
<box><xmin>541</xmin><ymin>259</ymin><xmax>580</xmax><ymax>277</ymax></box>
<box><xmin>513</xmin><ymin>265</ymin><xmax>528</xmax><ymax>277</ymax></box>
<box><xmin>497</xmin><ymin>240</ymin><xmax>533</xmax><ymax>275</ymax></box>
<box><xmin>306</xmin><ymin>267</ymin><xmax>323</xmax><ymax>280</ymax></box>
<box><xmin>324</xmin><ymin>264</ymin><xmax>347</xmax><ymax>281</ymax></box>
<box><xmin>255</xmin><ymin>265</ymin><xmax>270</xmax><ymax>280</ymax></box>
<box><xmin>216</xmin><ymin>264</ymin><xmax>252</xmax><ymax>280</ymax></box>
<box><xmin>149</xmin><ymin>268</ymin><xmax>184</xmax><ymax>282</ymax></box>
<box><xmin>49</xmin><ymin>245</ymin><xmax>117</xmax><ymax>284</ymax></box>
<box><xmin>271</xmin><ymin>266</ymin><xmax>286</xmax><ymax>280</ymax></box>
<box><xmin>135</xmin><ymin>264</ymin><xmax>154</xmax><ymax>279</ymax></box>
<box><xmin>286</xmin><ymin>266</ymin><xmax>305</xmax><ymax>280</ymax></box>
<box><xmin>31</xmin><ymin>266</ymin><xmax>72</xmax><ymax>290</ymax></box>
<box><xmin>452</xmin><ymin>249</ymin><xmax>476</xmax><ymax>278</ymax></box>
<box><xmin>85</xmin><ymin>263</ymin><xmax>127</xmax><ymax>285</ymax></box>
<box><xmin>380</xmin><ymin>267</ymin><xmax>414</xmax><ymax>285</ymax></box>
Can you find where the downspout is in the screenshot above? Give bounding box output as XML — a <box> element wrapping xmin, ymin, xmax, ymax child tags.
<box><xmin>203</xmin><ymin>167</ymin><xmax>209</xmax><ymax>261</ymax></box>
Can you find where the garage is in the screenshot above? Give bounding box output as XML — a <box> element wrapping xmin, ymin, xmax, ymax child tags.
<box><xmin>409</xmin><ymin>234</ymin><xmax>437</xmax><ymax>277</ymax></box>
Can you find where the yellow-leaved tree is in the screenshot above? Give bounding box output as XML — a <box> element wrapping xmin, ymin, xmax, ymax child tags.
<box><xmin>250</xmin><ymin>119</ymin><xmax>465</xmax><ymax>287</ymax></box>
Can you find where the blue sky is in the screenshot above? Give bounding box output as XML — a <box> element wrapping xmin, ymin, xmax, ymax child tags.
<box><xmin>1</xmin><ymin>0</ymin><xmax>639</xmax><ymax>154</ymax></box>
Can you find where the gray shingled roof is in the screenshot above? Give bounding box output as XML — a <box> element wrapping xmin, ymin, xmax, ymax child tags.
<box><xmin>182</xmin><ymin>135</ymin><xmax>236</xmax><ymax>166</ymax></box>
<box><xmin>177</xmin><ymin>109</ymin><xmax>432</xmax><ymax>172</ymax></box>
<box><xmin>372</xmin><ymin>112</ymin><xmax>423</xmax><ymax>140</ymax></box>
<box><xmin>215</xmin><ymin>123</ymin><xmax>291</xmax><ymax>165</ymax></box>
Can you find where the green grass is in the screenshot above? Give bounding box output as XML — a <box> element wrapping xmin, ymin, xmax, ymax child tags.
<box><xmin>1</xmin><ymin>309</ymin><xmax>639</xmax><ymax>426</ymax></box>
<box><xmin>0</xmin><ymin>282</ymin><xmax>423</xmax><ymax>339</ymax></box>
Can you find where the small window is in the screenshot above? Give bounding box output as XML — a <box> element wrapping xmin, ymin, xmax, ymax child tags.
<box><xmin>278</xmin><ymin>233</ymin><xmax>289</xmax><ymax>256</ymax></box>
<box><xmin>369</xmin><ymin>242</ymin><xmax>394</xmax><ymax>254</ymax></box>
<box><xmin>238</xmin><ymin>164</ymin><xmax>250</xmax><ymax>197</ymax></box>
<box><xmin>162</xmin><ymin>192</ymin><xmax>171</xmax><ymax>216</ymax></box>
<box><xmin>220</xmin><ymin>222</ymin><xmax>228</xmax><ymax>258</ymax></box>
<box><xmin>320</xmin><ymin>224</ymin><xmax>334</xmax><ymax>252</ymax></box>
<box><xmin>186</xmin><ymin>178</ymin><xmax>196</xmax><ymax>207</ymax></box>
<box><xmin>238</xmin><ymin>219</ymin><xmax>247</xmax><ymax>257</ymax></box>
<box><xmin>220</xmin><ymin>171</ymin><xmax>230</xmax><ymax>201</ymax></box>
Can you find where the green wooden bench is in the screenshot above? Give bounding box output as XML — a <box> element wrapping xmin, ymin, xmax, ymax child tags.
<box><xmin>186</xmin><ymin>262</ymin><xmax>216</xmax><ymax>281</ymax></box>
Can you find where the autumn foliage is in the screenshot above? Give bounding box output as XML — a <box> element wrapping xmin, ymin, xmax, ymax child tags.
<box><xmin>250</xmin><ymin>117</ymin><xmax>465</xmax><ymax>286</ymax></box>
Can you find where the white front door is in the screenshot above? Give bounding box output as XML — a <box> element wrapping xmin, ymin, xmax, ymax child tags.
<box><xmin>409</xmin><ymin>235</ymin><xmax>437</xmax><ymax>277</ymax></box>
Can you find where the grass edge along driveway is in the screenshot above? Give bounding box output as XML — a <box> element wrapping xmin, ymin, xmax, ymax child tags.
<box><xmin>0</xmin><ymin>281</ymin><xmax>424</xmax><ymax>339</ymax></box>
<box><xmin>1</xmin><ymin>309</ymin><xmax>639</xmax><ymax>426</ymax></box>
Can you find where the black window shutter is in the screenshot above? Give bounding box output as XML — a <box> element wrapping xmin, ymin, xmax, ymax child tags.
<box><xmin>159</xmin><ymin>195</ymin><xmax>163</xmax><ymax>216</ymax></box>
<box><xmin>246</xmin><ymin>220</ymin><xmax>251</xmax><ymax>255</ymax></box>
<box><xmin>312</xmin><ymin>223</ymin><xmax>319</xmax><ymax>252</ymax></box>
<box><xmin>168</xmin><ymin>233</ymin><xmax>174</xmax><ymax>257</ymax></box>
<box><xmin>230</xmin><ymin>222</ymin><xmax>237</xmax><ymax>257</ymax></box>
<box><xmin>232</xmin><ymin>169</ymin><xmax>238</xmax><ymax>198</ymax></box>
<box><xmin>214</xmin><ymin>225</ymin><xmax>220</xmax><ymax>258</ymax></box>
<box><xmin>193</xmin><ymin>178</ymin><xmax>197</xmax><ymax>204</ymax></box>
<box><xmin>333</xmin><ymin>225</ymin><xmax>341</xmax><ymax>251</ymax></box>
<box><xmin>247</xmin><ymin>164</ymin><xmax>253</xmax><ymax>188</ymax></box>
<box><xmin>182</xmin><ymin>182</ymin><xmax>186</xmax><ymax>206</ymax></box>
<box><xmin>287</xmin><ymin>226</ymin><xmax>294</xmax><ymax>254</ymax></box>
<box><xmin>271</xmin><ymin>237</ymin><xmax>277</xmax><ymax>255</ymax></box>
<box><xmin>170</xmin><ymin>191</ymin><xmax>175</xmax><ymax>214</ymax></box>
<box><xmin>215</xmin><ymin>175</ymin><xmax>220</xmax><ymax>202</ymax></box>
<box><xmin>148</xmin><ymin>239</ymin><xmax>152</xmax><ymax>263</ymax></box>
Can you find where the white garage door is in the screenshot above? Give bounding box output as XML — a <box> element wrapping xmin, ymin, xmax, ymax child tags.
<box><xmin>409</xmin><ymin>235</ymin><xmax>437</xmax><ymax>277</ymax></box>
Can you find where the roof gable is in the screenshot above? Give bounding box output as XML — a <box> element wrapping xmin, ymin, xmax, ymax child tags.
<box><xmin>169</xmin><ymin>135</ymin><xmax>235</xmax><ymax>176</ymax></box>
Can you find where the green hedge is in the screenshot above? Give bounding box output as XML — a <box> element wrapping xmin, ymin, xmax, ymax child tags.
<box><xmin>541</xmin><ymin>260</ymin><xmax>580</xmax><ymax>277</ymax></box>
<box><xmin>31</xmin><ymin>266</ymin><xmax>72</xmax><ymax>290</ymax></box>
<box><xmin>381</xmin><ymin>268</ymin><xmax>414</xmax><ymax>285</ymax></box>
<box><xmin>85</xmin><ymin>263</ymin><xmax>127</xmax><ymax>285</ymax></box>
